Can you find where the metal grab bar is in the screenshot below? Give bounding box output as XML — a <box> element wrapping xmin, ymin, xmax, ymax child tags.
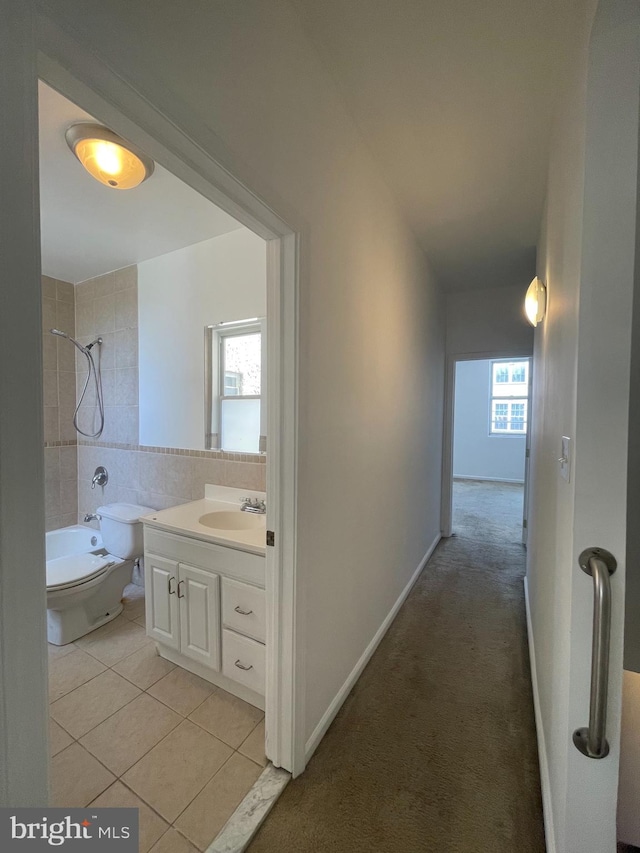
<box><xmin>572</xmin><ymin>547</ymin><xmax>617</xmax><ymax>759</ymax></box>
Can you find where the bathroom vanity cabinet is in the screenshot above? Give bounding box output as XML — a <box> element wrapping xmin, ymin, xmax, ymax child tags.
<box><xmin>143</xmin><ymin>526</ymin><xmax>266</xmax><ymax>709</ymax></box>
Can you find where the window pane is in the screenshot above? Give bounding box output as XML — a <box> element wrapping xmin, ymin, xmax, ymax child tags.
<box><xmin>510</xmin><ymin>401</ymin><xmax>526</xmax><ymax>431</ymax></box>
<box><xmin>221</xmin><ymin>398</ymin><xmax>260</xmax><ymax>452</ymax></box>
<box><xmin>492</xmin><ymin>401</ymin><xmax>509</xmax><ymax>432</ymax></box>
<box><xmin>223</xmin><ymin>333</ymin><xmax>261</xmax><ymax>396</ymax></box>
<box><xmin>492</xmin><ymin>360</ymin><xmax>529</xmax><ymax>397</ymax></box>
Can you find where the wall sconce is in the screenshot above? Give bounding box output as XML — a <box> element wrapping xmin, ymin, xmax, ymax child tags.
<box><xmin>525</xmin><ymin>276</ymin><xmax>547</xmax><ymax>327</ymax></box>
<box><xmin>65</xmin><ymin>123</ymin><xmax>154</xmax><ymax>190</ymax></box>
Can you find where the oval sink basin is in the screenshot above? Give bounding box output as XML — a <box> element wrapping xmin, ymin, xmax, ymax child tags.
<box><xmin>198</xmin><ymin>511</ymin><xmax>265</xmax><ymax>531</ymax></box>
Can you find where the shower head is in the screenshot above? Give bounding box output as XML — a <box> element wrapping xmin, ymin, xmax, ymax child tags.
<box><xmin>49</xmin><ymin>328</ymin><xmax>102</xmax><ymax>355</ymax></box>
<box><xmin>49</xmin><ymin>327</ymin><xmax>89</xmax><ymax>355</ymax></box>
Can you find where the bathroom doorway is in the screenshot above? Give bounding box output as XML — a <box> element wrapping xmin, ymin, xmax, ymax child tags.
<box><xmin>1</xmin><ymin>18</ymin><xmax>301</xmax><ymax>824</ymax></box>
<box><xmin>41</xmin><ymin>82</ymin><xmax>276</xmax><ymax>845</ymax></box>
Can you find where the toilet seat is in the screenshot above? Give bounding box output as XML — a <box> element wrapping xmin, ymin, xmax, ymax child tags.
<box><xmin>46</xmin><ymin>553</ymin><xmax>115</xmax><ymax>592</ymax></box>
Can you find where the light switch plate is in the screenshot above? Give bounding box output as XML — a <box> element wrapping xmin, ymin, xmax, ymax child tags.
<box><xmin>560</xmin><ymin>436</ymin><xmax>571</xmax><ymax>482</ymax></box>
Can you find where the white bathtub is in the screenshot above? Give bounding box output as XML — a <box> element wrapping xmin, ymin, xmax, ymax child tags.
<box><xmin>46</xmin><ymin>524</ymin><xmax>103</xmax><ymax>562</ymax></box>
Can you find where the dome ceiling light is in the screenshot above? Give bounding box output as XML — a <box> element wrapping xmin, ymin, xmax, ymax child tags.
<box><xmin>65</xmin><ymin>122</ymin><xmax>155</xmax><ymax>190</ymax></box>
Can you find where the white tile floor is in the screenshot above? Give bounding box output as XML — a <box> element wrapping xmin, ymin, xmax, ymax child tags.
<box><xmin>49</xmin><ymin>584</ymin><xmax>266</xmax><ymax>853</ymax></box>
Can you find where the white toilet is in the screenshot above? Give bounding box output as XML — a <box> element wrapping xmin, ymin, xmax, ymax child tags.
<box><xmin>46</xmin><ymin>503</ymin><xmax>153</xmax><ymax>645</ymax></box>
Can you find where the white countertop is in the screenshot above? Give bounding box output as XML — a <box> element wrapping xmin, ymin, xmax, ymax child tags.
<box><xmin>141</xmin><ymin>498</ymin><xmax>267</xmax><ymax>556</ymax></box>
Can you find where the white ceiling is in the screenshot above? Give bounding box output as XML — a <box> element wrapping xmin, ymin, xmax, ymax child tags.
<box><xmin>292</xmin><ymin>0</ymin><xmax>578</xmax><ymax>291</ymax></box>
<box><xmin>38</xmin><ymin>81</ymin><xmax>243</xmax><ymax>284</ymax></box>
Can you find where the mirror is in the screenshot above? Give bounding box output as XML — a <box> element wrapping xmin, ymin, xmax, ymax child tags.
<box><xmin>138</xmin><ymin>228</ymin><xmax>267</xmax><ymax>452</ymax></box>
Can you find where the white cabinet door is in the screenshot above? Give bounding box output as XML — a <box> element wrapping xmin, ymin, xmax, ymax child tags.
<box><xmin>145</xmin><ymin>553</ymin><xmax>180</xmax><ymax>650</ymax></box>
<box><xmin>179</xmin><ymin>562</ymin><xmax>221</xmax><ymax>671</ymax></box>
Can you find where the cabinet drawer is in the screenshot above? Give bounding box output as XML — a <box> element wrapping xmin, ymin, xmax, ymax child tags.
<box><xmin>222</xmin><ymin>578</ymin><xmax>265</xmax><ymax>643</ymax></box>
<box><xmin>222</xmin><ymin>629</ymin><xmax>265</xmax><ymax>696</ymax></box>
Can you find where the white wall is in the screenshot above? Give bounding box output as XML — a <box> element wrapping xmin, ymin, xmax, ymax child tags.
<box><xmin>527</xmin><ymin>1</ymin><xmax>640</xmax><ymax>850</ymax></box>
<box><xmin>39</xmin><ymin>0</ymin><xmax>445</xmax><ymax>754</ymax></box>
<box><xmin>446</xmin><ymin>283</ymin><xmax>533</xmax><ymax>358</ymax></box>
<box><xmin>453</xmin><ymin>360</ymin><xmax>525</xmax><ymax>482</ymax></box>
<box><xmin>138</xmin><ymin>229</ymin><xmax>266</xmax><ymax>450</ymax></box>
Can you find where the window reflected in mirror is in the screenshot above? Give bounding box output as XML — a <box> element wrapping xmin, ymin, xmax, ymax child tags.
<box><xmin>205</xmin><ymin>319</ymin><xmax>266</xmax><ymax>452</ymax></box>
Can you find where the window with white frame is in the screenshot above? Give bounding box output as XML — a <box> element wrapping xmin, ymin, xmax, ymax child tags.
<box><xmin>205</xmin><ymin>320</ymin><xmax>263</xmax><ymax>453</ymax></box>
<box><xmin>490</xmin><ymin>360</ymin><xmax>529</xmax><ymax>434</ymax></box>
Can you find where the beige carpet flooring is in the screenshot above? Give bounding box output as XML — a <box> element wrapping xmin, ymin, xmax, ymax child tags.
<box><xmin>249</xmin><ymin>480</ymin><xmax>545</xmax><ymax>853</ymax></box>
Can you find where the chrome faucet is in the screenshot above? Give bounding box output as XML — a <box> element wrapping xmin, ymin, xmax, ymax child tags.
<box><xmin>83</xmin><ymin>513</ymin><xmax>101</xmax><ymax>523</ymax></box>
<box><xmin>240</xmin><ymin>496</ymin><xmax>266</xmax><ymax>514</ymax></box>
<box><xmin>91</xmin><ymin>466</ymin><xmax>108</xmax><ymax>489</ymax></box>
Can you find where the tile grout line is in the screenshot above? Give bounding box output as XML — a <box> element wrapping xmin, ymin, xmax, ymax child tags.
<box><xmin>90</xmin><ymin>776</ymin><xmax>172</xmax><ymax>833</ymax></box>
<box><xmin>51</xmin><ymin>688</ymin><xmax>142</xmax><ymax>741</ymax></box>
<box><xmin>169</xmin><ymin>750</ymin><xmax>248</xmax><ymax>831</ymax></box>
<box><xmin>78</xmin><ymin>696</ymin><xmax>183</xmax><ymax>772</ymax></box>
<box><xmin>50</xmin><ymin>631</ymin><xmax>155</xmax><ymax>738</ymax></box>
<box><xmin>167</xmin><ymin>745</ymin><xmax>265</xmax><ymax>852</ymax></box>
<box><xmin>52</xmin><ymin>646</ymin><xmax>265</xmax><ymax>751</ymax></box>
<box><xmin>52</xmin><ymin>662</ymin><xmax>168</xmax><ymax>742</ymax></box>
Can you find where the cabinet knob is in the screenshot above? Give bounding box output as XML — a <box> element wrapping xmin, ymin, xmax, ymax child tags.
<box><xmin>234</xmin><ymin>605</ymin><xmax>253</xmax><ymax>616</ymax></box>
<box><xmin>168</xmin><ymin>576</ymin><xmax>176</xmax><ymax>595</ymax></box>
<box><xmin>177</xmin><ymin>580</ymin><xmax>185</xmax><ymax>599</ymax></box>
<box><xmin>234</xmin><ymin>659</ymin><xmax>253</xmax><ymax>671</ymax></box>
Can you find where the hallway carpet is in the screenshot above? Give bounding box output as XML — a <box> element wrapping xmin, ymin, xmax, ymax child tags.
<box><xmin>249</xmin><ymin>481</ymin><xmax>545</xmax><ymax>853</ymax></box>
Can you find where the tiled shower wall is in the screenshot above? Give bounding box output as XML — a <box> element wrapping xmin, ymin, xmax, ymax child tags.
<box><xmin>75</xmin><ymin>266</ymin><xmax>139</xmax><ymax>445</ymax></box>
<box><xmin>42</xmin><ymin>275</ymin><xmax>78</xmax><ymax>531</ymax></box>
<box><xmin>73</xmin><ymin>266</ymin><xmax>266</xmax><ymax>525</ymax></box>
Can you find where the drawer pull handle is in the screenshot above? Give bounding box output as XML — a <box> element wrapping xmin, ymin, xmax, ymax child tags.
<box><xmin>235</xmin><ymin>659</ymin><xmax>253</xmax><ymax>671</ymax></box>
<box><xmin>168</xmin><ymin>576</ymin><xmax>176</xmax><ymax>595</ymax></box>
<box><xmin>177</xmin><ymin>580</ymin><xmax>185</xmax><ymax>599</ymax></box>
<box><xmin>234</xmin><ymin>605</ymin><xmax>253</xmax><ymax>616</ymax></box>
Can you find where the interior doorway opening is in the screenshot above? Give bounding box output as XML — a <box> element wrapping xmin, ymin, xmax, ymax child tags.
<box><xmin>452</xmin><ymin>357</ymin><xmax>529</xmax><ymax>545</ymax></box>
<box><xmin>443</xmin><ymin>354</ymin><xmax>532</xmax><ymax>545</ymax></box>
<box><xmin>40</xmin><ymin>76</ymin><xmax>279</xmax><ymax>835</ymax></box>
<box><xmin>0</xmin><ymin>11</ymin><xmax>302</xmax><ymax>813</ymax></box>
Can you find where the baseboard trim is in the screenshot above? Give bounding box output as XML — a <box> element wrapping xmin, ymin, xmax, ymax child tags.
<box><xmin>304</xmin><ymin>533</ymin><xmax>441</xmax><ymax>762</ymax></box>
<box><xmin>524</xmin><ymin>576</ymin><xmax>557</xmax><ymax>853</ymax></box>
<box><xmin>453</xmin><ymin>475</ymin><xmax>525</xmax><ymax>484</ymax></box>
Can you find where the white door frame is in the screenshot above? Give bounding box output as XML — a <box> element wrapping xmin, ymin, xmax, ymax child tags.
<box><xmin>441</xmin><ymin>348</ymin><xmax>533</xmax><ymax>537</ymax></box>
<box><xmin>0</xmin><ymin>1</ymin><xmax>50</xmax><ymax>808</ymax></box>
<box><xmin>521</xmin><ymin>361</ymin><xmax>534</xmax><ymax>546</ymax></box>
<box><xmin>1</xmin><ymin>7</ymin><xmax>305</xmax><ymax>808</ymax></box>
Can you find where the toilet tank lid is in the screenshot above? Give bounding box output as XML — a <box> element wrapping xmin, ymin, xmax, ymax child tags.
<box><xmin>97</xmin><ymin>503</ymin><xmax>155</xmax><ymax>524</ymax></box>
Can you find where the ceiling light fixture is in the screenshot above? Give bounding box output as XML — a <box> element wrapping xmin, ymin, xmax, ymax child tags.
<box><xmin>65</xmin><ymin>123</ymin><xmax>155</xmax><ymax>190</ymax></box>
<box><xmin>525</xmin><ymin>276</ymin><xmax>547</xmax><ymax>327</ymax></box>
